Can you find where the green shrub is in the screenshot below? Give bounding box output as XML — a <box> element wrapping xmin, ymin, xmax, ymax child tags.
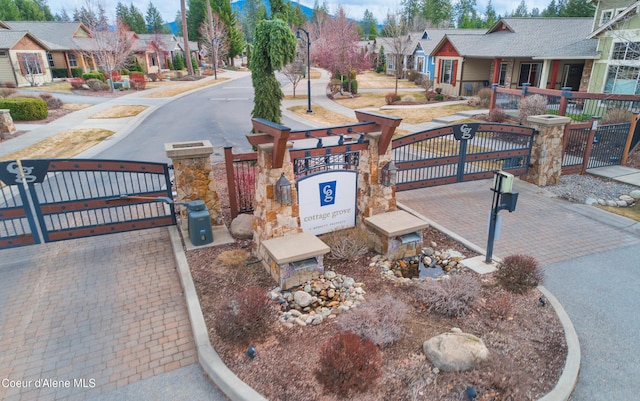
<box><xmin>173</xmin><ymin>54</ymin><xmax>185</xmax><ymax>70</ymax></box>
<box><xmin>70</xmin><ymin>68</ymin><xmax>83</xmax><ymax>77</ymax></box>
<box><xmin>434</xmin><ymin>94</ymin><xmax>444</xmax><ymax>101</ymax></box>
<box><xmin>315</xmin><ymin>332</ymin><xmax>382</xmax><ymax>395</ymax></box>
<box><xmin>214</xmin><ymin>287</ymin><xmax>273</xmax><ymax>344</ymax></box>
<box><xmin>51</xmin><ymin>68</ymin><xmax>68</xmax><ymax>78</ymax></box>
<box><xmin>341</xmin><ymin>78</ymin><xmax>358</xmax><ymax>94</ymax></box>
<box><xmin>39</xmin><ymin>93</ymin><xmax>63</xmax><ymax>109</ymax></box>
<box><xmin>0</xmin><ymin>97</ymin><xmax>48</xmax><ymax>120</ymax></box>
<box><xmin>120</xmin><ymin>68</ymin><xmax>130</xmax><ymax>76</ymax></box>
<box><xmin>495</xmin><ymin>254</ymin><xmax>543</xmax><ymax>294</ymax></box>
<box><xmin>83</xmin><ymin>71</ymin><xmax>105</xmax><ymax>82</ymax></box>
<box><xmin>416</xmin><ymin>274</ymin><xmax>480</xmax><ymax>318</ymax></box>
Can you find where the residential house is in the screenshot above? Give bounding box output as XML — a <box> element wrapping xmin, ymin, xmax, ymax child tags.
<box><xmin>136</xmin><ymin>33</ymin><xmax>183</xmax><ymax>70</ymax></box>
<box><xmin>0</xmin><ymin>30</ymin><xmax>51</xmax><ymax>87</ymax></box>
<box><xmin>0</xmin><ymin>21</ymin><xmax>96</xmax><ymax>78</ymax></box>
<box><xmin>587</xmin><ymin>0</ymin><xmax>640</xmax><ymax>94</ymax></box>
<box><xmin>130</xmin><ymin>34</ymin><xmax>162</xmax><ymax>75</ymax></box>
<box><xmin>430</xmin><ymin>18</ymin><xmax>599</xmax><ymax>96</ymax></box>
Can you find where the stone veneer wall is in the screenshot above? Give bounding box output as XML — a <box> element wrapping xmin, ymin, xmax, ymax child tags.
<box><xmin>356</xmin><ymin>132</ymin><xmax>397</xmax><ymax>227</ymax></box>
<box><xmin>520</xmin><ymin>115</ymin><xmax>571</xmax><ymax>187</ymax></box>
<box><xmin>253</xmin><ymin>144</ymin><xmax>301</xmax><ymax>254</ymax></box>
<box><xmin>165</xmin><ymin>141</ymin><xmax>223</xmax><ymax>226</ymax></box>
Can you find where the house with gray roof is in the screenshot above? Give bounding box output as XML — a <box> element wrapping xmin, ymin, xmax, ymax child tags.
<box><xmin>0</xmin><ymin>21</ymin><xmax>97</xmax><ymax>79</ymax></box>
<box><xmin>430</xmin><ymin>18</ymin><xmax>599</xmax><ymax>96</ymax></box>
<box><xmin>0</xmin><ymin>30</ymin><xmax>51</xmax><ymax>87</ymax></box>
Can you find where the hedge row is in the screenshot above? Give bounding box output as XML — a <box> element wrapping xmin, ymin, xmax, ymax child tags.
<box><xmin>0</xmin><ymin>97</ymin><xmax>48</xmax><ymax>120</ymax></box>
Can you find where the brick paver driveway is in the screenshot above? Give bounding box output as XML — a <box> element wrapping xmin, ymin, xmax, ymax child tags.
<box><xmin>0</xmin><ymin>228</ymin><xmax>197</xmax><ymax>401</ymax></box>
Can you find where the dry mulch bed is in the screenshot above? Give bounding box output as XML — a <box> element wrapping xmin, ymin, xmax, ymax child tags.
<box><xmin>184</xmin><ymin>165</ymin><xmax>568</xmax><ymax>401</ymax></box>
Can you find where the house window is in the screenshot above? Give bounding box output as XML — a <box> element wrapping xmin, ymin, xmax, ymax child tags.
<box><xmin>0</xmin><ymin>51</ymin><xmax>7</xmax><ymax>57</ymax></box>
<box><xmin>439</xmin><ymin>59</ymin><xmax>454</xmax><ymax>84</ymax></box>
<box><xmin>68</xmin><ymin>53</ymin><xmax>78</xmax><ymax>67</ymax></box>
<box><xmin>604</xmin><ymin>65</ymin><xmax>640</xmax><ymax>94</ymax></box>
<box><xmin>47</xmin><ymin>53</ymin><xmax>54</xmax><ymax>67</ymax></box>
<box><xmin>612</xmin><ymin>41</ymin><xmax>640</xmax><ymax>60</ymax></box>
<box><xmin>518</xmin><ymin>63</ymin><xmax>542</xmax><ymax>87</ymax></box>
<box><xmin>600</xmin><ymin>9</ymin><xmax>613</xmax><ymax>25</ymax></box>
<box><xmin>150</xmin><ymin>53</ymin><xmax>157</xmax><ymax>67</ymax></box>
<box><xmin>416</xmin><ymin>56</ymin><xmax>424</xmax><ymax>73</ymax></box>
<box><xmin>18</xmin><ymin>53</ymin><xmax>43</xmax><ymax>75</ymax></box>
<box><xmin>498</xmin><ymin>63</ymin><xmax>508</xmax><ymax>86</ymax></box>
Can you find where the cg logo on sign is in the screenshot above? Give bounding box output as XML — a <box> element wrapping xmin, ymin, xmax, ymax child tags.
<box><xmin>319</xmin><ymin>181</ymin><xmax>336</xmax><ymax>206</ymax></box>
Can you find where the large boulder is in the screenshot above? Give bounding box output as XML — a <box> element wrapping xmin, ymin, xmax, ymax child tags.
<box><xmin>230</xmin><ymin>213</ymin><xmax>254</xmax><ymax>239</ymax></box>
<box><xmin>0</xmin><ymin>109</ymin><xmax>17</xmax><ymax>136</ymax></box>
<box><xmin>423</xmin><ymin>329</ymin><xmax>489</xmax><ymax>371</ymax></box>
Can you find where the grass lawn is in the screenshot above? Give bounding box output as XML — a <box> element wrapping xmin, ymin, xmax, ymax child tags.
<box><xmin>597</xmin><ymin>202</ymin><xmax>640</xmax><ymax>221</ymax></box>
<box><xmin>357</xmin><ymin>71</ymin><xmax>419</xmax><ymax>90</ymax></box>
<box><xmin>90</xmin><ymin>105</ymin><xmax>148</xmax><ymax>119</ymax></box>
<box><xmin>334</xmin><ymin>92</ymin><xmax>428</xmax><ymax>109</ymax></box>
<box><xmin>1</xmin><ymin>128</ymin><xmax>114</xmax><ymax>161</ymax></box>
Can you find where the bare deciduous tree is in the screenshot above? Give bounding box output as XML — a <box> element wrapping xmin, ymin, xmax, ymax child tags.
<box><xmin>17</xmin><ymin>53</ymin><xmax>44</xmax><ymax>87</ymax></box>
<box><xmin>281</xmin><ymin>60</ymin><xmax>305</xmax><ymax>97</ymax></box>
<box><xmin>198</xmin><ymin>13</ymin><xmax>228</xmax><ymax>77</ymax></box>
<box><xmin>89</xmin><ymin>20</ymin><xmax>135</xmax><ymax>92</ymax></box>
<box><xmin>381</xmin><ymin>11</ymin><xmax>413</xmax><ymax>94</ymax></box>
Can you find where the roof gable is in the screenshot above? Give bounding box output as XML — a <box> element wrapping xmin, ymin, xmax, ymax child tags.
<box><xmin>588</xmin><ymin>1</ymin><xmax>640</xmax><ymax>38</ymax></box>
<box><xmin>2</xmin><ymin>21</ymin><xmax>92</xmax><ymax>50</ymax></box>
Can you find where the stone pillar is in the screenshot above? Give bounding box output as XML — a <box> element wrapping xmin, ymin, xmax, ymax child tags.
<box><xmin>164</xmin><ymin>140</ymin><xmax>223</xmax><ymax>227</ymax></box>
<box><xmin>253</xmin><ymin>143</ymin><xmax>301</xmax><ymax>255</ymax></box>
<box><xmin>0</xmin><ymin>109</ymin><xmax>17</xmax><ymax>137</ymax></box>
<box><xmin>520</xmin><ymin>115</ymin><xmax>571</xmax><ymax>187</ymax></box>
<box><xmin>356</xmin><ymin>132</ymin><xmax>397</xmax><ymax>228</ymax></box>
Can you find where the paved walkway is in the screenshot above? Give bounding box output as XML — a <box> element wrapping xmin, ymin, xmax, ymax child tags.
<box><xmin>397</xmin><ymin>178</ymin><xmax>640</xmax><ymax>266</ymax></box>
<box><xmin>0</xmin><ymin>228</ymin><xmax>224</xmax><ymax>401</ymax></box>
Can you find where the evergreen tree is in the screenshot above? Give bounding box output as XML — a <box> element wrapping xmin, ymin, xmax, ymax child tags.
<box><xmin>401</xmin><ymin>0</ymin><xmax>421</xmax><ymax>23</ymax></box>
<box><xmin>560</xmin><ymin>0</ymin><xmax>595</xmax><ymax>17</ymax></box>
<box><xmin>455</xmin><ymin>0</ymin><xmax>483</xmax><ymax>28</ymax></box>
<box><xmin>146</xmin><ymin>2</ymin><xmax>166</xmax><ymax>33</ymax></box>
<box><xmin>250</xmin><ymin>19</ymin><xmax>296</xmax><ymax>124</ymax></box>
<box><xmin>35</xmin><ymin>0</ymin><xmax>54</xmax><ymax>20</ymax></box>
<box><xmin>541</xmin><ymin>0</ymin><xmax>560</xmax><ymax>17</ymax></box>
<box><xmin>238</xmin><ymin>0</ymin><xmax>264</xmax><ymax>44</ymax></box>
<box><xmin>484</xmin><ymin>0</ymin><xmax>497</xmax><ymax>27</ymax></box>
<box><xmin>116</xmin><ymin>2</ymin><xmax>130</xmax><ymax>25</ymax></box>
<box><xmin>128</xmin><ymin>4</ymin><xmax>147</xmax><ymax>33</ymax></box>
<box><xmin>424</xmin><ymin>0</ymin><xmax>454</xmax><ymax>28</ymax></box>
<box><xmin>511</xmin><ymin>0</ymin><xmax>529</xmax><ymax>17</ymax></box>
<box><xmin>360</xmin><ymin>9</ymin><xmax>378</xmax><ymax>39</ymax></box>
<box><xmin>0</xmin><ymin>0</ymin><xmax>21</xmax><ymax>20</ymax></box>
<box><xmin>376</xmin><ymin>45</ymin><xmax>386</xmax><ymax>73</ymax></box>
<box><xmin>55</xmin><ymin>8</ymin><xmax>71</xmax><ymax>21</ymax></box>
<box><xmin>16</xmin><ymin>0</ymin><xmax>46</xmax><ymax>20</ymax></box>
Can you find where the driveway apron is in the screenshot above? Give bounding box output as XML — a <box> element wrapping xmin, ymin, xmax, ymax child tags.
<box><xmin>0</xmin><ymin>228</ymin><xmax>222</xmax><ymax>401</ymax></box>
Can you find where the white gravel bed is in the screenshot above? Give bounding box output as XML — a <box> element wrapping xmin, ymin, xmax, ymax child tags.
<box><xmin>544</xmin><ymin>174</ymin><xmax>638</xmax><ymax>203</ymax></box>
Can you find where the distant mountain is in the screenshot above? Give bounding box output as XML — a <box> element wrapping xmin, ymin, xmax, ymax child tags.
<box><xmin>230</xmin><ymin>0</ymin><xmax>314</xmax><ymax>20</ymax></box>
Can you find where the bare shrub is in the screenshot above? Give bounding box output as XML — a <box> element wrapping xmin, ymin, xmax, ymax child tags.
<box><xmin>401</xmin><ymin>95</ymin><xmax>415</xmax><ymax>102</ymax></box>
<box><xmin>416</xmin><ymin>274</ymin><xmax>480</xmax><ymax>318</ymax></box>
<box><xmin>320</xmin><ymin>227</ymin><xmax>370</xmax><ymax>261</ymax></box>
<box><xmin>215</xmin><ymin>287</ymin><xmax>273</xmax><ymax>344</ymax></box>
<box><xmin>148</xmin><ymin>73</ymin><xmax>159</xmax><ymax>82</ymax></box>
<box><xmin>338</xmin><ymin>295</ymin><xmax>409</xmax><ymax>348</ymax></box>
<box><xmin>484</xmin><ymin>353</ymin><xmax>533</xmax><ymax>400</ymax></box>
<box><xmin>215</xmin><ymin>249</ymin><xmax>249</xmax><ymax>268</ymax></box>
<box><xmin>0</xmin><ymin>88</ymin><xmax>16</xmax><ymax>98</ymax></box>
<box><xmin>39</xmin><ymin>93</ymin><xmax>63</xmax><ymax>109</ymax></box>
<box><xmin>601</xmin><ymin>108</ymin><xmax>633</xmax><ymax>125</ymax></box>
<box><xmin>421</xmin><ymin>78</ymin><xmax>434</xmax><ymax>92</ymax></box>
<box><xmin>3</xmin><ymin>81</ymin><xmax>16</xmax><ymax>88</ymax></box>
<box><xmin>477</xmin><ymin>88</ymin><xmax>492</xmax><ymax>107</ymax></box>
<box><xmin>489</xmin><ymin>108</ymin><xmax>508</xmax><ymax>123</ymax></box>
<box><xmin>518</xmin><ymin>94</ymin><xmax>548</xmax><ymax>122</ymax></box>
<box><xmin>484</xmin><ymin>289</ymin><xmax>514</xmax><ymax>320</ymax></box>
<box><xmin>86</xmin><ymin>78</ymin><xmax>106</xmax><ymax>91</ymax></box>
<box><xmin>495</xmin><ymin>254</ymin><xmax>543</xmax><ymax>294</ymax></box>
<box><xmin>315</xmin><ymin>331</ymin><xmax>382</xmax><ymax>395</ymax></box>
<box><xmin>385</xmin><ymin>92</ymin><xmax>400</xmax><ymax>104</ymax></box>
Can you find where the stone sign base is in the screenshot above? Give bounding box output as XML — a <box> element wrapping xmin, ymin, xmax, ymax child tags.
<box><xmin>260</xmin><ymin>232</ymin><xmax>330</xmax><ymax>289</ymax></box>
<box><xmin>365</xmin><ymin>210</ymin><xmax>429</xmax><ymax>261</ymax></box>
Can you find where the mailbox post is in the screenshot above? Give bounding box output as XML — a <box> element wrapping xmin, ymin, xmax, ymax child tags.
<box><xmin>486</xmin><ymin>171</ymin><xmax>518</xmax><ymax>263</ymax></box>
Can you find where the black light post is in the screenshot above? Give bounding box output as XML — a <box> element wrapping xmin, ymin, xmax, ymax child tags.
<box><xmin>296</xmin><ymin>28</ymin><xmax>312</xmax><ymax>114</ymax></box>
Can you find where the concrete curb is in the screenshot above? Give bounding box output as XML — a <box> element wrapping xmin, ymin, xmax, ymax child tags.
<box><xmin>397</xmin><ymin>201</ymin><xmax>581</xmax><ymax>401</ymax></box>
<box><xmin>168</xmin><ymin>226</ymin><xmax>268</xmax><ymax>401</ymax></box>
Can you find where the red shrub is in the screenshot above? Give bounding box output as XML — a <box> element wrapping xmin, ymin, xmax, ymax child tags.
<box><xmin>130</xmin><ymin>73</ymin><xmax>146</xmax><ymax>90</ymax></box>
<box><xmin>316</xmin><ymin>332</ymin><xmax>382</xmax><ymax>395</ymax></box>
<box><xmin>385</xmin><ymin>92</ymin><xmax>400</xmax><ymax>105</ymax></box>
<box><xmin>69</xmin><ymin>78</ymin><xmax>85</xmax><ymax>89</ymax></box>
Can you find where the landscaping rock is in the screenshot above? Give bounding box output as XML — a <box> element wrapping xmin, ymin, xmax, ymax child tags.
<box><xmin>0</xmin><ymin>109</ymin><xmax>17</xmax><ymax>136</ymax></box>
<box><xmin>423</xmin><ymin>329</ymin><xmax>489</xmax><ymax>372</ymax></box>
<box><xmin>293</xmin><ymin>291</ymin><xmax>313</xmax><ymax>308</ymax></box>
<box><xmin>229</xmin><ymin>213</ymin><xmax>254</xmax><ymax>239</ymax></box>
<box><xmin>631</xmin><ymin>190</ymin><xmax>640</xmax><ymax>200</ymax></box>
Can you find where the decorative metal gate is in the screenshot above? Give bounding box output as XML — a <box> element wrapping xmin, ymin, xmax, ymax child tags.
<box><xmin>562</xmin><ymin>121</ymin><xmax>632</xmax><ymax>175</ymax></box>
<box><xmin>392</xmin><ymin>123</ymin><xmax>536</xmax><ymax>191</ymax></box>
<box><xmin>0</xmin><ymin>159</ymin><xmax>175</xmax><ymax>250</ymax></box>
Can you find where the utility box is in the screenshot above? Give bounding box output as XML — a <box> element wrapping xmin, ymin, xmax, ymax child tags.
<box><xmin>186</xmin><ymin>200</ymin><xmax>213</xmax><ymax>246</ymax></box>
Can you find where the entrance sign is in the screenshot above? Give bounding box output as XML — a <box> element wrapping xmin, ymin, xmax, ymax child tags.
<box><xmin>298</xmin><ymin>171</ymin><xmax>357</xmax><ymax>235</ymax></box>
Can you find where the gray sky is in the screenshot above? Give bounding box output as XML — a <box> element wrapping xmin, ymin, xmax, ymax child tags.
<box><xmin>46</xmin><ymin>0</ymin><xmax>553</xmax><ymax>26</ymax></box>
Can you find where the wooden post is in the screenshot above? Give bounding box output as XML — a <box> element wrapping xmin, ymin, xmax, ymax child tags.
<box><xmin>621</xmin><ymin>113</ymin><xmax>639</xmax><ymax>165</ymax></box>
<box><xmin>489</xmin><ymin>84</ymin><xmax>498</xmax><ymax>112</ymax></box>
<box><xmin>581</xmin><ymin>117</ymin><xmax>599</xmax><ymax>175</ymax></box>
<box><xmin>224</xmin><ymin>146</ymin><xmax>240</xmax><ymax>219</ymax></box>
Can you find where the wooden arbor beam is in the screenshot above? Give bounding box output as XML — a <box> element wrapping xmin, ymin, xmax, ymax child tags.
<box><xmin>247</xmin><ymin>118</ymin><xmax>292</xmax><ymax>168</ymax></box>
<box><xmin>355</xmin><ymin>110</ymin><xmax>402</xmax><ymax>155</ymax></box>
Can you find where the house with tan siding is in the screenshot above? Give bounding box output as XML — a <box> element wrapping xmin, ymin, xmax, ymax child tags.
<box><xmin>0</xmin><ymin>30</ymin><xmax>51</xmax><ymax>87</ymax></box>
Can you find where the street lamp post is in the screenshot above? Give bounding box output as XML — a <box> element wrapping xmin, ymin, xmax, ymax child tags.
<box><xmin>296</xmin><ymin>28</ymin><xmax>312</xmax><ymax>114</ymax></box>
<box><xmin>212</xmin><ymin>37</ymin><xmax>220</xmax><ymax>80</ymax></box>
